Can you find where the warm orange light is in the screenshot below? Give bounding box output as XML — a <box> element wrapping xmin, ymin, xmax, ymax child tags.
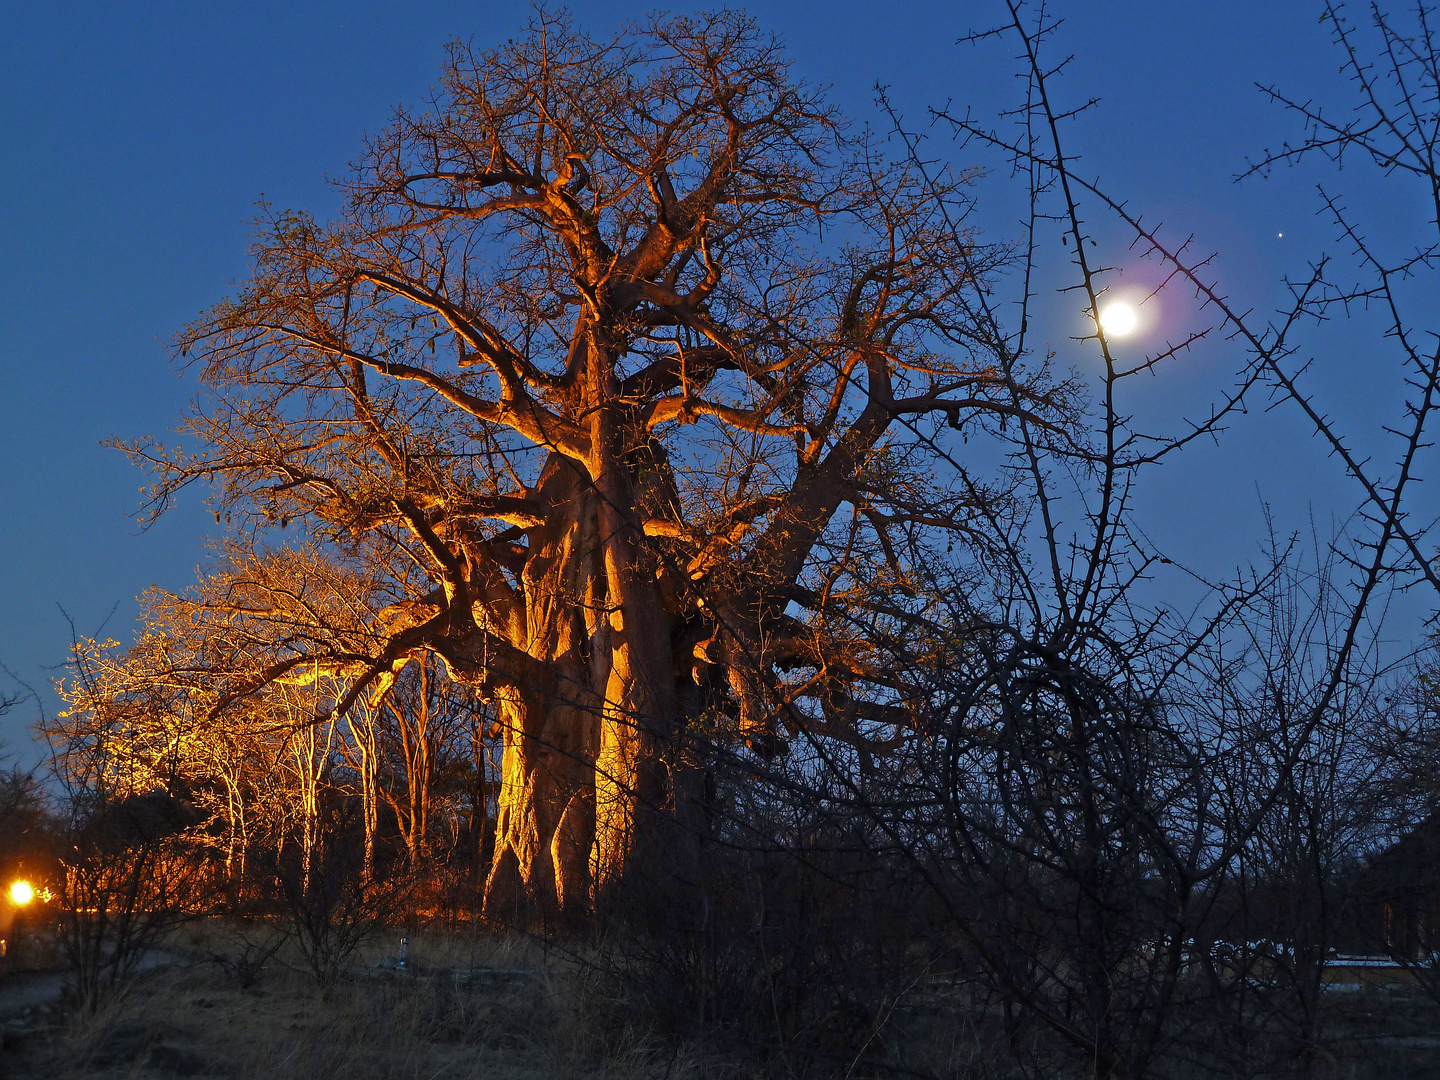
<box><xmin>9</xmin><ymin>880</ymin><xmax>33</xmax><ymax>906</ymax></box>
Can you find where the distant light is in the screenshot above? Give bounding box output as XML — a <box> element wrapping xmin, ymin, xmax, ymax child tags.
<box><xmin>9</xmin><ymin>881</ymin><xmax>33</xmax><ymax>906</ymax></box>
<box><xmin>1098</xmin><ymin>301</ymin><xmax>1138</xmax><ymax>338</ymax></box>
<box><xmin>1278</xmin><ymin>232</ymin><xmax>1284</xmax><ymax>238</ymax></box>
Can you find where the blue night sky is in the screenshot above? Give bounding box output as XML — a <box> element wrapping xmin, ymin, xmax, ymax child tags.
<box><xmin>0</xmin><ymin>2</ymin><xmax>1424</xmax><ymax>763</ymax></box>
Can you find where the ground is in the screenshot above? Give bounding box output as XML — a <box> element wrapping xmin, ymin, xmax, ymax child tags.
<box><xmin>0</xmin><ymin>928</ymin><xmax>780</xmax><ymax>1079</ymax></box>
<box><xmin>6</xmin><ymin>926</ymin><xmax>1440</xmax><ymax>1079</ymax></box>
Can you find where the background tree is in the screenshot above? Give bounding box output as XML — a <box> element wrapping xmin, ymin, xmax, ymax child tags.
<box><xmin>868</xmin><ymin>2</ymin><xmax>1440</xmax><ymax>1075</ymax></box>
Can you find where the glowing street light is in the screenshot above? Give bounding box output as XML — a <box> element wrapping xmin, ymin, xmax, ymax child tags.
<box><xmin>9</xmin><ymin>880</ymin><xmax>34</xmax><ymax>906</ymax></box>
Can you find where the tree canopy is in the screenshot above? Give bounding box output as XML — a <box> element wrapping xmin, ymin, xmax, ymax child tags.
<box><xmin>119</xmin><ymin>9</ymin><xmax>1067</xmax><ymax>914</ymax></box>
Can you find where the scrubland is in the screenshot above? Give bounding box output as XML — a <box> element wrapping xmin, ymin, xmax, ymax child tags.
<box><xmin>4</xmin><ymin>921</ymin><xmax>1440</xmax><ymax>1080</ymax></box>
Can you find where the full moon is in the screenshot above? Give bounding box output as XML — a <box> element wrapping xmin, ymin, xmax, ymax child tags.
<box><xmin>1098</xmin><ymin>301</ymin><xmax>1138</xmax><ymax>337</ymax></box>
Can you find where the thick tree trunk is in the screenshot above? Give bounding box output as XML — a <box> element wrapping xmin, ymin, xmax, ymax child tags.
<box><xmin>483</xmin><ymin>459</ymin><xmax>609</xmax><ymax>918</ymax></box>
<box><xmin>483</xmin><ymin>407</ymin><xmax>684</xmax><ymax>917</ymax></box>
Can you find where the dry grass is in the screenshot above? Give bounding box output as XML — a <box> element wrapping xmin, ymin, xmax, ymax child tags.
<box><xmin>9</xmin><ymin>924</ymin><xmax>1440</xmax><ymax>1079</ymax></box>
<box><xmin>2</xmin><ymin>927</ymin><xmax>763</xmax><ymax>1080</ymax></box>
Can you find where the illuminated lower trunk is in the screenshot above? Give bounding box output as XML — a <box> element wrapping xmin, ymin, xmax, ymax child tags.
<box><xmin>483</xmin><ymin>463</ymin><xmax>607</xmax><ymax>918</ymax></box>
<box><xmin>482</xmin><ymin>447</ymin><xmax>680</xmax><ymax>919</ymax></box>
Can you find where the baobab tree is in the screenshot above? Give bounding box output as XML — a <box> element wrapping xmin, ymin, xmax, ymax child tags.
<box><xmin>128</xmin><ymin>10</ymin><xmax>1069</xmax><ymax>916</ymax></box>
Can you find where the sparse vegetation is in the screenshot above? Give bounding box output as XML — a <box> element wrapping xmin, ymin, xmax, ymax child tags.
<box><xmin>8</xmin><ymin>924</ymin><xmax>1440</xmax><ymax>1079</ymax></box>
